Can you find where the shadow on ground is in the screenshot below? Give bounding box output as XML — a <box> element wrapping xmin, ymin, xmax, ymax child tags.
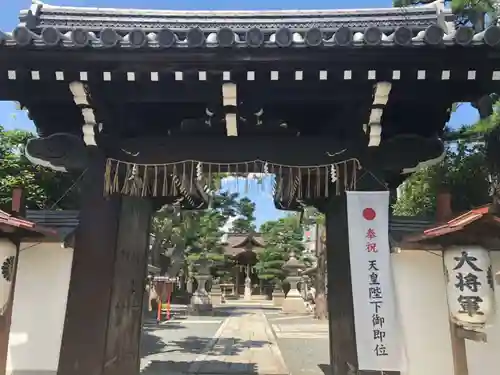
<box><xmin>213</xmin><ymin>305</ymin><xmax>280</xmax><ymax>317</ymax></box>
<box><xmin>164</xmin><ymin>336</ymin><xmax>270</xmax><ymax>355</ymax></box>
<box><xmin>141</xmin><ymin>359</ymin><xmax>259</xmax><ymax>375</ymax></box>
<box><xmin>318</xmin><ymin>364</ymin><xmax>332</xmax><ymax>375</ymax></box>
<box><xmin>142</xmin><ymin>322</ymin><xmax>186</xmax><ymax>331</ymax></box>
<box><xmin>141</xmin><ymin>329</ymin><xmax>168</xmax><ymax>357</ymax></box>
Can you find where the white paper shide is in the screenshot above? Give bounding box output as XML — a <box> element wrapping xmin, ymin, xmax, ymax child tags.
<box><xmin>346</xmin><ymin>191</ymin><xmax>402</xmax><ymax>371</ymax></box>
<box><xmin>444</xmin><ymin>246</ymin><xmax>495</xmax><ymax>330</ymax></box>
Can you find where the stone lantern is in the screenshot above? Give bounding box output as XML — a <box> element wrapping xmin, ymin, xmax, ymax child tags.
<box><xmin>190</xmin><ymin>256</ymin><xmax>214</xmax><ymax>315</ymax></box>
<box><xmin>301</xmin><ymin>275</ymin><xmax>310</xmax><ymax>300</ymax></box>
<box><xmin>281</xmin><ymin>252</ymin><xmax>308</xmax><ymax>314</ymax></box>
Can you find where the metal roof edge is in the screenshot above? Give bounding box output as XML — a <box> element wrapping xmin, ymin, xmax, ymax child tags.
<box><xmin>25</xmin><ymin>209</ymin><xmax>79</xmax><ymax>229</ymax></box>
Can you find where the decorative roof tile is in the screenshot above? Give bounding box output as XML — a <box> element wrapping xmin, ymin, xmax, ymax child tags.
<box><xmin>1</xmin><ymin>23</ymin><xmax>498</xmax><ymax>49</ymax></box>
<box><xmin>22</xmin><ymin>1</ymin><xmax>451</xmax><ymax>32</ymax></box>
<box><xmin>1</xmin><ymin>1</ymin><xmax>496</xmax><ymax>49</ymax></box>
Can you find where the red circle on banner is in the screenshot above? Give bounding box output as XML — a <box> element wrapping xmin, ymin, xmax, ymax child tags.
<box><xmin>362</xmin><ymin>208</ymin><xmax>376</xmax><ymax>221</ymax></box>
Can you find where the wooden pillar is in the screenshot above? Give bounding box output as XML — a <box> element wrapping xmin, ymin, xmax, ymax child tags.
<box><xmin>325</xmin><ymin>196</ymin><xmax>358</xmax><ymax>374</ymax></box>
<box><xmin>57</xmin><ymin>153</ymin><xmax>152</xmax><ymax>375</ymax></box>
<box><xmin>324</xmin><ymin>172</ymin><xmax>400</xmax><ymax>375</ymax></box>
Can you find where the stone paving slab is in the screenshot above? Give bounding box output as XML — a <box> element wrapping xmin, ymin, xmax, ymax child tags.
<box><xmin>188</xmin><ymin>312</ymin><xmax>290</xmax><ymax>375</ymax></box>
<box><xmin>265</xmin><ymin>314</ymin><xmax>330</xmax><ymax>375</ymax></box>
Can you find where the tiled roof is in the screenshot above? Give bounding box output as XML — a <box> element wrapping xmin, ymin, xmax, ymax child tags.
<box><xmin>0</xmin><ymin>209</ymin><xmax>57</xmax><ymax>238</ymax></box>
<box><xmin>3</xmin><ymin>23</ymin><xmax>498</xmax><ymax>49</ymax></box>
<box><xmin>25</xmin><ymin>209</ymin><xmax>79</xmax><ymax>241</ymax></box>
<box><xmin>25</xmin><ymin>209</ymin><xmax>79</xmax><ymax>229</ymax></box>
<box><xmin>22</xmin><ymin>1</ymin><xmax>451</xmax><ymax>31</ymax></box>
<box><xmin>223</xmin><ymin>233</ymin><xmax>266</xmax><ymax>257</ymax></box>
<box><xmin>2</xmin><ymin>1</ymin><xmax>497</xmax><ymax>49</ymax></box>
<box><xmin>224</xmin><ymin>233</ymin><xmax>265</xmax><ymax>248</ymax></box>
<box><xmin>404</xmin><ymin>205</ymin><xmax>498</xmax><ymax>242</ymax></box>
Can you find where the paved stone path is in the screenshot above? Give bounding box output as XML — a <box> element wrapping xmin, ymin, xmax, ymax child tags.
<box><xmin>266</xmin><ymin>314</ymin><xmax>330</xmax><ymax>375</ymax></box>
<box><xmin>188</xmin><ymin>312</ymin><xmax>290</xmax><ymax>375</ymax></box>
<box><xmin>140</xmin><ymin>316</ymin><xmax>223</xmax><ymax>375</ymax></box>
<box><xmin>141</xmin><ymin>307</ymin><xmax>329</xmax><ymax>375</ymax></box>
<box><xmin>272</xmin><ymin>323</ymin><xmax>329</xmax><ymax>339</ymax></box>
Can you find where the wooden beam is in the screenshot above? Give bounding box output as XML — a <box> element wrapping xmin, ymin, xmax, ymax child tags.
<box><xmin>0</xmin><ymin>75</ymin><xmax>484</xmax><ymax>105</ymax></box>
<box><xmin>0</xmin><ymin>45</ymin><xmax>495</xmax><ymax>68</ymax></box>
<box><xmin>105</xmin><ymin>136</ymin><xmax>362</xmax><ymax>166</ymax></box>
<box><xmin>222</xmin><ymin>83</ymin><xmax>238</xmax><ymax>137</ymax></box>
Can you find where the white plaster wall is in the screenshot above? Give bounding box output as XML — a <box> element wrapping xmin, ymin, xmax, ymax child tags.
<box><xmin>393</xmin><ymin>250</ymin><xmax>500</xmax><ymax>375</ymax></box>
<box><xmin>6</xmin><ymin>242</ymin><xmax>73</xmax><ymax>375</ymax></box>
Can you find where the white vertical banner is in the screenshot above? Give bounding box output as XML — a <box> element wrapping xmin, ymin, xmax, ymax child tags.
<box><xmin>346</xmin><ymin>191</ymin><xmax>402</xmax><ymax>371</ymax></box>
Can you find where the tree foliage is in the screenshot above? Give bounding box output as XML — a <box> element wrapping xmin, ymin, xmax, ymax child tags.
<box><xmin>231</xmin><ymin>197</ymin><xmax>257</xmax><ymax>233</ymax></box>
<box><xmin>256</xmin><ymin>214</ymin><xmax>307</xmax><ymax>281</ymax></box>
<box><xmin>393</xmin><ymin>142</ymin><xmax>490</xmax><ymax>216</ymax></box>
<box><xmin>393</xmin><ymin>0</ymin><xmax>497</xmax><ymax>28</ymax></box>
<box><xmin>0</xmin><ymin>126</ymin><xmax>79</xmax><ymax>211</ymax></box>
<box><xmin>150</xmin><ymin>191</ymin><xmax>258</xmax><ymax>278</ymax></box>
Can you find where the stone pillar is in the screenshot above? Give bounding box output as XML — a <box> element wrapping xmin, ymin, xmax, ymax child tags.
<box><xmin>288</xmin><ymin>277</ymin><xmax>301</xmax><ymax>298</ymax></box>
<box><xmin>273</xmin><ymin>282</ymin><xmax>285</xmax><ymax>307</ymax></box>
<box><xmin>301</xmin><ymin>275</ymin><xmax>310</xmax><ymax>300</ymax></box>
<box><xmin>210</xmin><ymin>280</ymin><xmax>223</xmax><ymax>305</ymax></box>
<box><xmin>190</xmin><ymin>274</ymin><xmax>212</xmax><ymax>315</ymax></box>
<box><xmin>244</xmin><ymin>264</ymin><xmax>252</xmax><ymax>300</ymax></box>
<box><xmin>234</xmin><ymin>266</ymin><xmax>240</xmax><ymax>298</ymax></box>
<box><xmin>186</xmin><ymin>265</ymin><xmax>194</xmax><ymax>294</ymax></box>
<box><xmin>282</xmin><ymin>253</ymin><xmax>308</xmax><ymax>314</ymax></box>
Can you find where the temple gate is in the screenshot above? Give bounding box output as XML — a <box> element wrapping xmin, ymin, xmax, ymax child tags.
<box><xmin>1</xmin><ymin>1</ymin><xmax>500</xmax><ymax>374</ymax></box>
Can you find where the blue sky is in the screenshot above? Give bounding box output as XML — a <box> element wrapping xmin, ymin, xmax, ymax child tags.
<box><xmin>0</xmin><ymin>0</ymin><xmax>479</xmax><ymax>227</ymax></box>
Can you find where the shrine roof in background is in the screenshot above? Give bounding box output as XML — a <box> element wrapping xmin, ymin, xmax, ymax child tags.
<box><xmin>223</xmin><ymin>232</ymin><xmax>265</xmax><ymax>257</ymax></box>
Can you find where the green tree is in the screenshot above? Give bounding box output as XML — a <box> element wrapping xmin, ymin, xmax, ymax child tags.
<box><xmin>0</xmin><ymin>126</ymin><xmax>79</xmax><ymax>210</ymax></box>
<box><xmin>303</xmin><ymin>207</ymin><xmax>328</xmax><ymax>320</ymax></box>
<box><xmin>231</xmin><ymin>197</ymin><xmax>256</xmax><ymax>233</ymax></box>
<box><xmin>254</xmin><ymin>246</ymin><xmax>286</xmax><ymax>281</ymax></box>
<box><xmin>393</xmin><ymin>0</ymin><xmax>497</xmax><ymax>28</ymax></box>
<box><xmin>257</xmin><ymin>214</ymin><xmax>306</xmax><ymax>283</ymax></box>
<box><xmin>393</xmin><ymin>142</ymin><xmax>490</xmax><ymax>216</ymax></box>
<box><xmin>151</xmin><ymin>190</ymin><xmax>243</xmax><ymax>281</ymax></box>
